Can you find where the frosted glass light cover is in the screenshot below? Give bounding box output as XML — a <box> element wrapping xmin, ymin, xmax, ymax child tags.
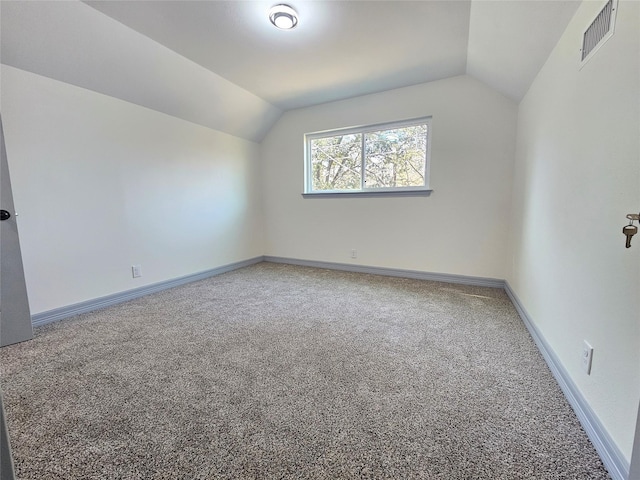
<box><xmin>269</xmin><ymin>5</ymin><xmax>298</xmax><ymax>30</ymax></box>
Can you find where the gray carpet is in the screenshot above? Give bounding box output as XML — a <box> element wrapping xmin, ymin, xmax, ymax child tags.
<box><xmin>0</xmin><ymin>262</ymin><xmax>610</xmax><ymax>479</ymax></box>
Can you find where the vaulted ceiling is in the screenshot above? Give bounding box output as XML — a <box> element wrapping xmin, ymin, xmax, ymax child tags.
<box><xmin>1</xmin><ymin>1</ymin><xmax>581</xmax><ymax>141</ymax></box>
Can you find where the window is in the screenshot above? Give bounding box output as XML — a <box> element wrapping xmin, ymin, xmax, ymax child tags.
<box><xmin>304</xmin><ymin>117</ymin><xmax>431</xmax><ymax>196</ymax></box>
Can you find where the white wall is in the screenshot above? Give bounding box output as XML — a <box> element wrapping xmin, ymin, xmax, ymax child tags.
<box><xmin>1</xmin><ymin>65</ymin><xmax>264</xmax><ymax>315</ymax></box>
<box><xmin>261</xmin><ymin>75</ymin><xmax>517</xmax><ymax>279</ymax></box>
<box><xmin>508</xmin><ymin>0</ymin><xmax>639</xmax><ymax>462</ymax></box>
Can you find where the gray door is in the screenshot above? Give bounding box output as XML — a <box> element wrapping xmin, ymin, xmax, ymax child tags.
<box><xmin>0</xmin><ymin>114</ymin><xmax>33</xmax><ymax>347</ymax></box>
<box><xmin>0</xmin><ymin>115</ymin><xmax>27</xmax><ymax>480</ymax></box>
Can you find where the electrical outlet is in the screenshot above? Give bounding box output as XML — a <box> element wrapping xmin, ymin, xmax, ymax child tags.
<box><xmin>132</xmin><ymin>265</ymin><xmax>142</xmax><ymax>278</ymax></box>
<box><xmin>350</xmin><ymin>249</ymin><xmax>357</xmax><ymax>259</ymax></box>
<box><xmin>582</xmin><ymin>340</ymin><xmax>593</xmax><ymax>374</ymax></box>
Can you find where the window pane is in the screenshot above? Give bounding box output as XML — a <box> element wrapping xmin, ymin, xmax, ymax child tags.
<box><xmin>364</xmin><ymin>125</ymin><xmax>427</xmax><ymax>189</ymax></box>
<box><xmin>310</xmin><ymin>134</ymin><xmax>362</xmax><ymax>191</ymax></box>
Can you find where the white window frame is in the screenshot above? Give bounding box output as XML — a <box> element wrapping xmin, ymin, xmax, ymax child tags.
<box><xmin>303</xmin><ymin>117</ymin><xmax>432</xmax><ymax>197</ymax></box>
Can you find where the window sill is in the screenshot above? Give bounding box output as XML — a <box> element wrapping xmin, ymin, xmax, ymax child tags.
<box><xmin>302</xmin><ymin>189</ymin><xmax>433</xmax><ymax>199</ymax></box>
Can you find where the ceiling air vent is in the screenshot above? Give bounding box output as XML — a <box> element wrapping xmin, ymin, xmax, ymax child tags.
<box><xmin>580</xmin><ymin>0</ymin><xmax>618</xmax><ymax>68</ymax></box>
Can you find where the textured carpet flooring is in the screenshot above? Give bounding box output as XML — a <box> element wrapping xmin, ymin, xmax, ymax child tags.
<box><xmin>0</xmin><ymin>262</ymin><xmax>609</xmax><ymax>479</ymax></box>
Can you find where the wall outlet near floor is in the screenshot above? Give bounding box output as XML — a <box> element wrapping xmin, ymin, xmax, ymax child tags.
<box><xmin>132</xmin><ymin>264</ymin><xmax>142</xmax><ymax>278</ymax></box>
<box><xmin>582</xmin><ymin>340</ymin><xmax>593</xmax><ymax>375</ymax></box>
<box><xmin>350</xmin><ymin>249</ymin><xmax>357</xmax><ymax>259</ymax></box>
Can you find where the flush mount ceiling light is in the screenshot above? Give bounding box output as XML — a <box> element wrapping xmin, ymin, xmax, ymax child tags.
<box><xmin>269</xmin><ymin>4</ymin><xmax>298</xmax><ymax>30</ymax></box>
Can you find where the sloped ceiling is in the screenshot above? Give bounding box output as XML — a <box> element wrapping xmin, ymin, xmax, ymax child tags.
<box><xmin>0</xmin><ymin>0</ymin><xmax>581</xmax><ymax>142</ymax></box>
<box><xmin>0</xmin><ymin>1</ymin><xmax>282</xmax><ymax>142</ymax></box>
<box><xmin>467</xmin><ymin>0</ymin><xmax>581</xmax><ymax>101</ymax></box>
<box><xmin>84</xmin><ymin>0</ymin><xmax>473</xmax><ymax>110</ymax></box>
